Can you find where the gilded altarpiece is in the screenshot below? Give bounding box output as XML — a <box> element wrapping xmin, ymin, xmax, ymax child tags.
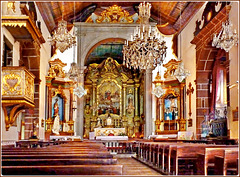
<box><xmin>84</xmin><ymin>57</ymin><xmax>144</xmax><ymax>138</ymax></box>
<box><xmin>45</xmin><ymin>59</ymin><xmax>75</xmax><ymax>136</ymax></box>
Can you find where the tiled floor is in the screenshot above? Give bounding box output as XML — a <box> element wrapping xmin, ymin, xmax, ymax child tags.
<box><xmin>116</xmin><ymin>156</ymin><xmax>162</xmax><ymax>176</ymax></box>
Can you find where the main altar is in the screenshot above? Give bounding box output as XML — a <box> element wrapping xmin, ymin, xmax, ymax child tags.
<box><xmin>83</xmin><ymin>57</ymin><xmax>145</xmax><ymax>138</ymax></box>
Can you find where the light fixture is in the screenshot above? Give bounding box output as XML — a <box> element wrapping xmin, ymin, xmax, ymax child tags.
<box><xmin>152</xmin><ymin>71</ymin><xmax>165</xmax><ymax>98</ymax></box>
<box><xmin>122</xmin><ymin>2</ymin><xmax>167</xmax><ymax>71</ymax></box>
<box><xmin>48</xmin><ymin>2</ymin><xmax>76</xmax><ymax>53</ymax></box>
<box><xmin>174</xmin><ymin>62</ymin><xmax>190</xmax><ymax>83</ymax></box>
<box><xmin>74</xmin><ymin>83</ymin><xmax>87</xmax><ymax>98</ymax></box>
<box><xmin>174</xmin><ymin>8</ymin><xmax>190</xmax><ymax>83</ymax></box>
<box><xmin>212</xmin><ymin>19</ymin><xmax>238</xmax><ymax>52</ymax></box>
<box><xmin>67</xmin><ymin>1</ymin><xmax>86</xmax><ymax>98</ymax></box>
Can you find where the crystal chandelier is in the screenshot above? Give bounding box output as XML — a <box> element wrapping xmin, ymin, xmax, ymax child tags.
<box><xmin>174</xmin><ymin>62</ymin><xmax>190</xmax><ymax>83</ymax></box>
<box><xmin>212</xmin><ymin>20</ymin><xmax>238</xmax><ymax>52</ymax></box>
<box><xmin>49</xmin><ymin>20</ymin><xmax>76</xmax><ymax>53</ymax></box>
<box><xmin>152</xmin><ymin>71</ymin><xmax>165</xmax><ymax>98</ymax></box>
<box><xmin>74</xmin><ymin>83</ymin><xmax>87</xmax><ymax>98</ymax></box>
<box><xmin>122</xmin><ymin>2</ymin><xmax>167</xmax><ymax>71</ymax></box>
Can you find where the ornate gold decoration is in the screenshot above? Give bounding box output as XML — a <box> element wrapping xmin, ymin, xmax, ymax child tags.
<box><xmin>163</xmin><ymin>59</ymin><xmax>181</xmax><ymax>79</ymax></box>
<box><xmin>2</xmin><ymin>72</ymin><xmax>22</xmax><ymax>95</ymax></box>
<box><xmin>7</xmin><ymin>2</ymin><xmax>16</xmax><ymax>14</ymax></box>
<box><xmin>2</xmin><ymin>67</ymin><xmax>35</xmax><ymax>131</ymax></box>
<box><xmin>47</xmin><ymin>58</ymin><xmax>67</xmax><ymax>78</ymax></box>
<box><xmin>25</xmin><ymin>74</ymin><xmax>34</xmax><ymax>101</ymax></box>
<box><xmin>86</xmin><ymin>5</ymin><xmax>139</xmax><ymax>23</ymax></box>
<box><xmin>2</xmin><ymin>16</ymin><xmax>45</xmax><ymax>45</ymax></box>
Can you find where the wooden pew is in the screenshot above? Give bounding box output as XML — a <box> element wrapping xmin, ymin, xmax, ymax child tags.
<box><xmin>196</xmin><ymin>146</ymin><xmax>238</xmax><ymax>175</ymax></box>
<box><xmin>214</xmin><ymin>148</ymin><xmax>238</xmax><ymax>175</ymax></box>
<box><xmin>2</xmin><ymin>158</ymin><xmax>117</xmax><ymax>166</ymax></box>
<box><xmin>2</xmin><ymin>164</ymin><xmax>123</xmax><ymax>175</ymax></box>
<box><xmin>2</xmin><ymin>153</ymin><xmax>114</xmax><ymax>159</ymax></box>
<box><xmin>2</xmin><ymin>141</ymin><xmax>123</xmax><ymax>175</ymax></box>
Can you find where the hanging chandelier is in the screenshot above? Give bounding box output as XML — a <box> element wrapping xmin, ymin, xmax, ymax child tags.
<box><xmin>212</xmin><ymin>19</ymin><xmax>238</xmax><ymax>52</ymax></box>
<box><xmin>174</xmin><ymin>62</ymin><xmax>190</xmax><ymax>83</ymax></box>
<box><xmin>49</xmin><ymin>20</ymin><xmax>76</xmax><ymax>53</ymax></box>
<box><xmin>122</xmin><ymin>2</ymin><xmax>167</xmax><ymax>71</ymax></box>
<box><xmin>152</xmin><ymin>71</ymin><xmax>165</xmax><ymax>98</ymax></box>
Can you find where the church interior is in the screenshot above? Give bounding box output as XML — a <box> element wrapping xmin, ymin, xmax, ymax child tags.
<box><xmin>1</xmin><ymin>1</ymin><xmax>239</xmax><ymax>175</ymax></box>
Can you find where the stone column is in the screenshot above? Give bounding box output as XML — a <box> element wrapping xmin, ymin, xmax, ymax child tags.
<box><xmin>155</xmin><ymin>97</ymin><xmax>161</xmax><ymax>133</ymax></box>
<box><xmin>144</xmin><ymin>69</ymin><xmax>153</xmax><ymax>138</ymax></box>
<box><xmin>75</xmin><ymin>67</ymin><xmax>86</xmax><ymax>138</ymax></box>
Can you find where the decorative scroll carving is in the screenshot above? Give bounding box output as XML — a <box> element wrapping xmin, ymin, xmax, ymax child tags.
<box><xmin>163</xmin><ymin>59</ymin><xmax>181</xmax><ymax>81</ymax></box>
<box><xmin>194</xmin><ymin>2</ymin><xmax>230</xmax><ymax>36</ymax></box>
<box><xmin>86</xmin><ymin>5</ymin><xmax>139</xmax><ymax>23</ymax></box>
<box><xmin>47</xmin><ymin>58</ymin><xmax>67</xmax><ymax>78</ymax></box>
<box><xmin>2</xmin><ymin>72</ymin><xmax>22</xmax><ymax>95</ymax></box>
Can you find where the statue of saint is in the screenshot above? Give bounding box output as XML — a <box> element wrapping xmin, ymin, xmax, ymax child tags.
<box><xmin>52</xmin><ymin>98</ymin><xmax>60</xmax><ymax>135</ymax></box>
<box><xmin>53</xmin><ymin>98</ymin><xmax>59</xmax><ymax>117</ymax></box>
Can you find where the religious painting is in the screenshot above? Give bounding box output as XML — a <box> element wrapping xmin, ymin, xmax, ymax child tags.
<box><xmin>97</xmin><ymin>80</ymin><xmax>121</xmax><ymax>115</ymax></box>
<box><xmin>164</xmin><ymin>95</ymin><xmax>178</xmax><ymax>120</ymax></box>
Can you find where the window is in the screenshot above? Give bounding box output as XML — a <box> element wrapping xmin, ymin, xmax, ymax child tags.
<box><xmin>2</xmin><ymin>36</ymin><xmax>13</xmax><ymax>67</ymax></box>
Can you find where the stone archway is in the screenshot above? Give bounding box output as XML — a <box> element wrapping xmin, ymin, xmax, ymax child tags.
<box><xmin>191</xmin><ymin>5</ymin><xmax>230</xmax><ymax>138</ymax></box>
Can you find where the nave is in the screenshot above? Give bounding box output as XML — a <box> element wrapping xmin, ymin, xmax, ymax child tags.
<box><xmin>1</xmin><ymin>1</ymin><xmax>239</xmax><ymax>176</ymax></box>
<box><xmin>1</xmin><ymin>138</ymin><xmax>238</xmax><ymax>176</ymax></box>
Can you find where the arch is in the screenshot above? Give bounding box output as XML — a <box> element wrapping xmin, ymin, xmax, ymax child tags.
<box><xmin>84</xmin><ymin>38</ymin><xmax>126</xmax><ymax>66</ymax></box>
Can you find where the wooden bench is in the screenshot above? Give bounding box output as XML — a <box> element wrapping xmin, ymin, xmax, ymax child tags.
<box><xmin>196</xmin><ymin>145</ymin><xmax>238</xmax><ymax>175</ymax></box>
<box><xmin>214</xmin><ymin>148</ymin><xmax>238</xmax><ymax>175</ymax></box>
<box><xmin>2</xmin><ymin>158</ymin><xmax>118</xmax><ymax>166</ymax></box>
<box><xmin>2</xmin><ymin>141</ymin><xmax>122</xmax><ymax>175</ymax></box>
<box><xmin>2</xmin><ymin>164</ymin><xmax>123</xmax><ymax>175</ymax></box>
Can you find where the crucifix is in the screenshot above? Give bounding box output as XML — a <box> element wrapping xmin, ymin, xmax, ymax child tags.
<box><xmin>187</xmin><ymin>82</ymin><xmax>194</xmax><ymax>117</ymax></box>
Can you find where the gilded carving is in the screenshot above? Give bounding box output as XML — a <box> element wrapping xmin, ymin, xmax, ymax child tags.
<box><xmin>84</xmin><ymin>57</ymin><xmax>144</xmax><ymax>137</ymax></box>
<box><xmin>47</xmin><ymin>58</ymin><xmax>67</xmax><ymax>78</ymax></box>
<box><xmin>2</xmin><ymin>72</ymin><xmax>22</xmax><ymax>95</ymax></box>
<box><xmin>7</xmin><ymin>2</ymin><xmax>16</xmax><ymax>14</ymax></box>
<box><xmin>25</xmin><ymin>74</ymin><xmax>34</xmax><ymax>100</ymax></box>
<box><xmin>86</xmin><ymin>5</ymin><xmax>139</xmax><ymax>23</ymax></box>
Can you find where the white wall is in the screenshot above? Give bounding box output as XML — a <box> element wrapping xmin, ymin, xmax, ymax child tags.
<box><xmin>180</xmin><ymin>3</ymin><xmax>207</xmax><ymax>138</ymax></box>
<box><xmin>35</xmin><ymin>2</ymin><xmax>52</xmax><ymax>140</ymax></box>
<box><xmin>1</xmin><ymin>27</ymin><xmax>21</xmax><ymax>141</ymax></box>
<box><xmin>228</xmin><ymin>2</ymin><xmax>239</xmax><ymax>139</ymax></box>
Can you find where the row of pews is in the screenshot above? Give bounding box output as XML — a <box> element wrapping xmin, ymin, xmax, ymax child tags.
<box><xmin>2</xmin><ymin>140</ymin><xmax>123</xmax><ymax>175</ymax></box>
<box><xmin>134</xmin><ymin>140</ymin><xmax>238</xmax><ymax>175</ymax></box>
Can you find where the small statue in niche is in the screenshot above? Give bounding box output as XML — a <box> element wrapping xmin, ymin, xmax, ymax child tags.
<box><xmin>52</xmin><ymin>98</ymin><xmax>60</xmax><ymax>135</ymax></box>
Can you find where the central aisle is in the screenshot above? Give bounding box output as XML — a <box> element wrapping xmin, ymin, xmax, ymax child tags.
<box><xmin>116</xmin><ymin>156</ymin><xmax>162</xmax><ymax>176</ymax></box>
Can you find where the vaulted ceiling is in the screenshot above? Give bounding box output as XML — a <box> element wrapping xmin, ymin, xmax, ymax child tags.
<box><xmin>36</xmin><ymin>2</ymin><xmax>205</xmax><ymax>35</ymax></box>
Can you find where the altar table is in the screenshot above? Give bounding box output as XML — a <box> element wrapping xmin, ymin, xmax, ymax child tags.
<box><xmin>96</xmin><ymin>136</ymin><xmax>128</xmax><ymax>141</ymax></box>
<box><xmin>94</xmin><ymin>128</ymin><xmax>125</xmax><ymax>136</ymax></box>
